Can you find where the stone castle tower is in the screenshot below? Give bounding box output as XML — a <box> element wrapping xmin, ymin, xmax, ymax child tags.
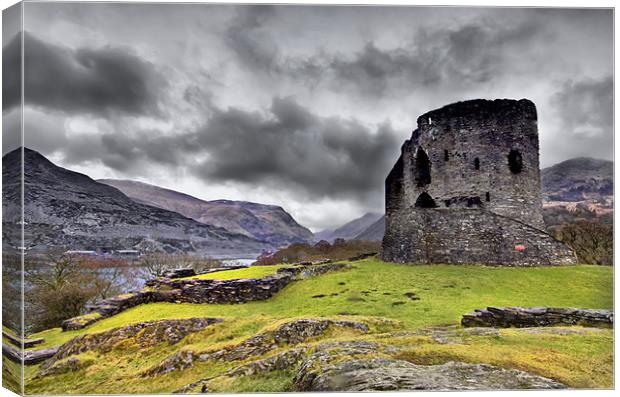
<box><xmin>381</xmin><ymin>99</ymin><xmax>576</xmax><ymax>266</ymax></box>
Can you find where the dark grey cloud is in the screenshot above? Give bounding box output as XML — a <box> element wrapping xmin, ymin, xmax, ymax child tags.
<box><xmin>330</xmin><ymin>18</ymin><xmax>546</xmax><ymax>95</ymax></box>
<box><xmin>190</xmin><ymin>97</ymin><xmax>400</xmax><ymax>201</ymax></box>
<box><xmin>552</xmin><ymin>76</ymin><xmax>613</xmax><ymax>135</ymax></box>
<box><xmin>10</xmin><ymin>3</ymin><xmax>613</xmax><ymax>229</ymax></box>
<box><xmin>222</xmin><ymin>8</ymin><xmax>547</xmax><ymax>97</ymax></box>
<box><xmin>2</xmin><ymin>32</ymin><xmax>166</xmax><ymax>116</ymax></box>
<box><xmin>61</xmin><ymin>130</ymin><xmax>184</xmax><ymax>174</ymax></box>
<box><xmin>548</xmin><ymin>75</ymin><xmax>613</xmax><ymax>161</ymax></box>
<box><xmin>37</xmin><ymin>96</ymin><xmax>400</xmax><ymax>203</ymax></box>
<box><xmin>225</xmin><ymin>5</ymin><xmax>281</xmax><ymax>75</ymax></box>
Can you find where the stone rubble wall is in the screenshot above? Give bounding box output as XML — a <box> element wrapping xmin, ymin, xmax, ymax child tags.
<box><xmin>161</xmin><ymin>265</ymin><xmax>248</xmax><ymax>279</ymax></box>
<box><xmin>462</xmin><ymin>306</ymin><xmax>613</xmax><ymax>328</ymax></box>
<box><xmin>149</xmin><ymin>273</ymin><xmax>294</xmax><ymax>304</ymax></box>
<box><xmin>61</xmin><ymin>262</ymin><xmax>352</xmax><ymax>331</ymax></box>
<box><xmin>276</xmin><ymin>262</ymin><xmax>352</xmax><ymax>279</ymax></box>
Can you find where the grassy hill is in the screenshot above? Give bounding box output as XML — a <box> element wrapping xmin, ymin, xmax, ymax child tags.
<box><xmin>23</xmin><ymin>259</ymin><xmax>613</xmax><ymax>393</ymax></box>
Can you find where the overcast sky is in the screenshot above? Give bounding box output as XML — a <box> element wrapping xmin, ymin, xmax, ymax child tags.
<box><xmin>2</xmin><ymin>3</ymin><xmax>613</xmax><ymax>231</ymax></box>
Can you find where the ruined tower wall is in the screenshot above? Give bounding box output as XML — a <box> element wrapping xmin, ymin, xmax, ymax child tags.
<box><xmin>382</xmin><ymin>99</ymin><xmax>576</xmax><ymax>266</ymax></box>
<box><xmin>403</xmin><ymin>99</ymin><xmax>544</xmax><ymax>228</ymax></box>
<box><xmin>382</xmin><ymin>208</ymin><xmax>576</xmax><ymax>266</ymax></box>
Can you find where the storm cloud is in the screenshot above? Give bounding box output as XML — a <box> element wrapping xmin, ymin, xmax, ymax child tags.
<box><xmin>552</xmin><ymin>76</ymin><xmax>613</xmax><ymax>139</ymax></box>
<box><xmin>40</xmin><ymin>97</ymin><xmax>400</xmax><ymax>204</ymax></box>
<box><xmin>190</xmin><ymin>97</ymin><xmax>400</xmax><ymax>201</ymax></box>
<box><xmin>546</xmin><ymin>75</ymin><xmax>614</xmax><ymax>162</ymax></box>
<box><xmin>325</xmin><ymin>19</ymin><xmax>547</xmax><ymax>96</ymax></box>
<box><xmin>2</xmin><ymin>32</ymin><xmax>165</xmax><ymax>116</ymax></box>
<box><xmin>3</xmin><ymin>3</ymin><xmax>613</xmax><ymax>230</ymax></box>
<box><xmin>222</xmin><ymin>6</ymin><xmax>548</xmax><ymax>97</ymax></box>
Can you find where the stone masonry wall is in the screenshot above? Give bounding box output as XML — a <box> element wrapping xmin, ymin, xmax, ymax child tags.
<box><xmin>382</xmin><ymin>208</ymin><xmax>575</xmax><ymax>265</ymax></box>
<box><xmin>62</xmin><ymin>262</ymin><xmax>351</xmax><ymax>331</ymax></box>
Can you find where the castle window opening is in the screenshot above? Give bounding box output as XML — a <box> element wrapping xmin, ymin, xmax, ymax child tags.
<box><xmin>508</xmin><ymin>149</ymin><xmax>523</xmax><ymax>174</ymax></box>
<box><xmin>474</xmin><ymin>157</ymin><xmax>480</xmax><ymax>170</ymax></box>
<box><xmin>444</xmin><ymin>149</ymin><xmax>449</xmax><ymax>161</ymax></box>
<box><xmin>485</xmin><ymin>192</ymin><xmax>490</xmax><ymax>202</ymax></box>
<box><xmin>415</xmin><ymin>147</ymin><xmax>432</xmax><ymax>187</ymax></box>
<box><xmin>415</xmin><ymin>192</ymin><xmax>437</xmax><ymax>208</ymax></box>
<box><xmin>467</xmin><ymin>196</ymin><xmax>483</xmax><ymax>207</ymax></box>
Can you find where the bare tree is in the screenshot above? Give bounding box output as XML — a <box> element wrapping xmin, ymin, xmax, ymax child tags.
<box><xmin>139</xmin><ymin>253</ymin><xmax>221</xmax><ymax>278</ymax></box>
<box><xmin>139</xmin><ymin>253</ymin><xmax>176</xmax><ymax>278</ymax></box>
<box><xmin>555</xmin><ymin>220</ymin><xmax>613</xmax><ymax>265</ymax></box>
<box><xmin>25</xmin><ymin>250</ymin><xmax>99</xmax><ymax>332</ymax></box>
<box><xmin>24</xmin><ymin>250</ymin><xmax>130</xmax><ymax>332</ymax></box>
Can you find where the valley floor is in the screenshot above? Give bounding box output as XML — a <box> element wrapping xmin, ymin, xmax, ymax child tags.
<box><xmin>18</xmin><ymin>259</ymin><xmax>614</xmax><ymax>393</ymax></box>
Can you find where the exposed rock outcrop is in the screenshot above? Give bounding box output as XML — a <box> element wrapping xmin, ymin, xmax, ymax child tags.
<box><xmin>35</xmin><ymin>356</ymin><xmax>94</xmax><ymax>378</ymax></box>
<box><xmin>181</xmin><ymin>333</ymin><xmax>565</xmax><ymax>392</ymax></box>
<box><xmin>294</xmin><ymin>358</ymin><xmax>565</xmax><ymax>391</ymax></box>
<box><xmin>199</xmin><ymin>319</ymin><xmax>368</xmax><ymax>363</ymax></box>
<box><xmin>142</xmin><ymin>350</ymin><xmax>196</xmax><ymax>377</ymax></box>
<box><xmin>50</xmin><ymin>318</ymin><xmax>222</xmax><ymax>368</ymax></box>
<box><xmin>462</xmin><ymin>307</ymin><xmax>613</xmax><ymax>328</ymax></box>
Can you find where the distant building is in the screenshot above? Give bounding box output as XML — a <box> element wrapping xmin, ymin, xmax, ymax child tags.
<box><xmin>64</xmin><ymin>250</ymin><xmax>98</xmax><ymax>257</ymax></box>
<box><xmin>114</xmin><ymin>250</ymin><xmax>142</xmax><ymax>258</ymax></box>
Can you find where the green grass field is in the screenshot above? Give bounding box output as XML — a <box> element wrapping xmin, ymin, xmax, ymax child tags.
<box><xmin>26</xmin><ymin>259</ymin><xmax>614</xmax><ymax>393</ymax></box>
<box><xmin>181</xmin><ymin>264</ymin><xmax>284</xmax><ymax>280</ymax></box>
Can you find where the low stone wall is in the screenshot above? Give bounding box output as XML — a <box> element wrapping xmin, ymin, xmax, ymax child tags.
<box><xmin>461</xmin><ymin>307</ymin><xmax>613</xmax><ymax>328</ymax></box>
<box><xmin>2</xmin><ymin>330</ymin><xmax>44</xmax><ymax>348</ymax></box>
<box><xmin>149</xmin><ymin>273</ymin><xmax>294</xmax><ymax>304</ymax></box>
<box><xmin>162</xmin><ymin>265</ymin><xmax>248</xmax><ymax>279</ymax></box>
<box><xmin>2</xmin><ymin>342</ymin><xmax>59</xmax><ymax>365</ymax></box>
<box><xmin>62</xmin><ymin>262</ymin><xmax>352</xmax><ymax>331</ymax></box>
<box><xmin>277</xmin><ymin>263</ymin><xmax>352</xmax><ymax>279</ymax></box>
<box><xmin>62</xmin><ymin>290</ymin><xmax>181</xmax><ymax>331</ymax></box>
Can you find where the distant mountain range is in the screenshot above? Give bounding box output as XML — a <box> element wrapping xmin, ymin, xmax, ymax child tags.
<box><xmin>2</xmin><ymin>148</ymin><xmax>278</xmax><ymax>257</ymax></box>
<box><xmin>98</xmin><ymin>179</ymin><xmax>313</xmax><ymax>247</ymax></box>
<box><xmin>314</xmin><ymin>212</ymin><xmax>383</xmax><ymax>242</ymax></box>
<box><xmin>353</xmin><ymin>216</ymin><xmax>386</xmax><ymax>241</ymax></box>
<box><xmin>331</xmin><ymin>157</ymin><xmax>613</xmax><ymax>242</ymax></box>
<box><xmin>541</xmin><ymin>157</ymin><xmax>613</xmax><ymax>213</ymax></box>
